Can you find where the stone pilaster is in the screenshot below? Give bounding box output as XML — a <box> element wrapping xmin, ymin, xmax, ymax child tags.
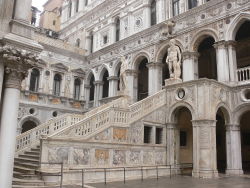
<box><xmin>147</xmin><ymin>62</ymin><xmax>163</xmax><ymax>95</ymax></box>
<box><xmin>192</xmin><ymin>120</ymin><xmax>218</xmax><ymax>178</ymax></box>
<box><xmin>0</xmin><ymin>45</ymin><xmax>39</xmax><ymax>188</ymax></box>
<box><xmin>225</xmin><ymin>124</ymin><xmax>243</xmax><ymax>175</ymax></box>
<box><xmin>182</xmin><ymin>51</ymin><xmax>199</xmax><ymax>81</ymax></box>
<box><xmin>166</xmin><ymin>123</ymin><xmax>178</xmax><ymax>166</ymax></box>
<box><xmin>226</xmin><ymin>41</ymin><xmax>238</xmax><ymax>82</ymax></box>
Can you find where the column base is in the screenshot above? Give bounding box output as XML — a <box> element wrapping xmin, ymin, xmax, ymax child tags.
<box><xmin>192</xmin><ymin>169</ymin><xmax>218</xmax><ymax>178</ymax></box>
<box><xmin>226</xmin><ymin>169</ymin><xmax>244</xmax><ymax>175</ymax></box>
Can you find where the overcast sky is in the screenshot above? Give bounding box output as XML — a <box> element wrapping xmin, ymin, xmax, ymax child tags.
<box><xmin>32</xmin><ymin>0</ymin><xmax>48</xmax><ymax>12</ymax></box>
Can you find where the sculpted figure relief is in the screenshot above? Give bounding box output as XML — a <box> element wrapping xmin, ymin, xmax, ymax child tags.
<box><xmin>119</xmin><ymin>56</ymin><xmax>128</xmax><ymax>94</ymax></box>
<box><xmin>161</xmin><ymin>20</ymin><xmax>176</xmax><ymax>36</ymax></box>
<box><xmin>166</xmin><ymin>39</ymin><xmax>182</xmax><ymax>79</ymax></box>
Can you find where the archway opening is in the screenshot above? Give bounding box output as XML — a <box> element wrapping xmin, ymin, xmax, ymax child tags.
<box><xmin>22</xmin><ymin>120</ymin><xmax>37</xmax><ymax>133</ymax></box>
<box><xmin>102</xmin><ymin>69</ymin><xmax>109</xmax><ymax>98</ymax></box>
<box><xmin>89</xmin><ymin>74</ymin><xmax>95</xmax><ymax>101</ymax></box>
<box><xmin>162</xmin><ymin>52</ymin><xmax>170</xmax><ymax>85</ymax></box>
<box><xmin>137</xmin><ymin>58</ymin><xmax>148</xmax><ymax>101</ymax></box>
<box><xmin>198</xmin><ymin>37</ymin><xmax>217</xmax><ymax>80</ymax></box>
<box><xmin>240</xmin><ymin>111</ymin><xmax>250</xmax><ymax>174</ymax></box>
<box><xmin>216</xmin><ymin>108</ymin><xmax>227</xmax><ymax>173</ymax></box>
<box><xmin>235</xmin><ymin>21</ymin><xmax>250</xmax><ymax>81</ymax></box>
<box><xmin>175</xmin><ymin>107</ymin><xmax>193</xmax><ymax>175</ymax></box>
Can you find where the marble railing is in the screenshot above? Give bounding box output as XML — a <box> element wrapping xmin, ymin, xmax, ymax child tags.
<box><xmin>15</xmin><ymin>113</ymin><xmax>84</xmax><ymax>155</ymax></box>
<box><xmin>50</xmin><ymin>90</ymin><xmax>166</xmax><ymax>139</ymax></box>
<box><xmin>15</xmin><ymin>96</ymin><xmax>125</xmax><ymax>154</ymax></box>
<box><xmin>237</xmin><ymin>66</ymin><xmax>250</xmax><ymax>83</ymax></box>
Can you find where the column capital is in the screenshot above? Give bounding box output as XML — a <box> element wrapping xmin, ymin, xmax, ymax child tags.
<box><xmin>166</xmin><ymin>123</ymin><xmax>177</xmax><ymax>129</ymax></box>
<box><xmin>182</xmin><ymin>51</ymin><xmax>199</xmax><ymax>60</ymax></box>
<box><xmin>226</xmin><ymin>124</ymin><xmax>240</xmax><ymax>131</ymax></box>
<box><xmin>94</xmin><ymin>81</ymin><xmax>104</xmax><ymax>85</ymax></box>
<box><xmin>146</xmin><ymin>62</ymin><xmax>163</xmax><ymax>68</ymax></box>
<box><xmin>84</xmin><ymin>84</ymin><xmax>91</xmax><ymax>89</ymax></box>
<box><xmin>213</xmin><ymin>40</ymin><xmax>227</xmax><ymax>49</ymax></box>
<box><xmin>0</xmin><ymin>45</ymin><xmax>40</xmax><ymax>89</ymax></box>
<box><xmin>191</xmin><ymin>119</ymin><xmax>217</xmax><ymax>127</ymax></box>
<box><xmin>125</xmin><ymin>69</ymin><xmax>138</xmax><ymax>76</ymax></box>
<box><xmin>225</xmin><ymin>40</ymin><xmax>237</xmax><ymax>48</ymax></box>
<box><xmin>107</xmin><ymin>76</ymin><xmax>119</xmax><ymax>81</ymax></box>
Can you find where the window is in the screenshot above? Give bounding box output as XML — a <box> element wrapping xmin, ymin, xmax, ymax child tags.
<box><xmin>150</xmin><ymin>0</ymin><xmax>156</xmax><ymax>26</ymax></box>
<box><xmin>76</xmin><ymin>38</ymin><xmax>80</xmax><ymax>47</ymax></box>
<box><xmin>115</xmin><ymin>18</ymin><xmax>120</xmax><ymax>42</ymax></box>
<box><xmin>53</xmin><ymin>20</ymin><xmax>56</xmax><ymax>25</ymax></box>
<box><xmin>103</xmin><ymin>35</ymin><xmax>108</xmax><ymax>44</ymax></box>
<box><xmin>74</xmin><ymin>78</ymin><xmax>81</xmax><ymax>100</ymax></box>
<box><xmin>29</xmin><ymin>68</ymin><xmax>40</xmax><ymax>92</ymax></box>
<box><xmin>188</xmin><ymin>0</ymin><xmax>198</xmax><ymax>9</ymax></box>
<box><xmin>156</xmin><ymin>127</ymin><xmax>163</xmax><ymax>144</ymax></box>
<box><xmin>144</xmin><ymin>126</ymin><xmax>152</xmax><ymax>144</ymax></box>
<box><xmin>76</xmin><ymin>0</ymin><xmax>79</xmax><ymax>12</ymax></box>
<box><xmin>53</xmin><ymin>74</ymin><xmax>62</xmax><ymax>96</ymax></box>
<box><xmin>242</xmin><ymin>132</ymin><xmax>250</xmax><ymax>146</ymax></box>
<box><xmin>90</xmin><ymin>32</ymin><xmax>93</xmax><ymax>53</ymax></box>
<box><xmin>173</xmin><ymin>0</ymin><xmax>180</xmax><ymax>16</ymax></box>
<box><xmin>180</xmin><ymin>131</ymin><xmax>187</xmax><ymax>147</ymax></box>
<box><xmin>85</xmin><ymin>0</ymin><xmax>88</xmax><ymax>6</ymax></box>
<box><xmin>69</xmin><ymin>0</ymin><xmax>72</xmax><ymax>18</ymax></box>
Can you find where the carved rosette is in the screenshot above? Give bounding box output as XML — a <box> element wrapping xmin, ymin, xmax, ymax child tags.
<box><xmin>0</xmin><ymin>45</ymin><xmax>40</xmax><ymax>89</ymax></box>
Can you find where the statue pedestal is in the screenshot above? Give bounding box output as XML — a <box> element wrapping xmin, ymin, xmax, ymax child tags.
<box><xmin>165</xmin><ymin>78</ymin><xmax>182</xmax><ymax>86</ymax></box>
<box><xmin>117</xmin><ymin>90</ymin><xmax>132</xmax><ymax>105</ymax></box>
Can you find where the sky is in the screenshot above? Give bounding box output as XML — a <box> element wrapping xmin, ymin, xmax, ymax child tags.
<box><xmin>32</xmin><ymin>0</ymin><xmax>48</xmax><ymax>12</ymax></box>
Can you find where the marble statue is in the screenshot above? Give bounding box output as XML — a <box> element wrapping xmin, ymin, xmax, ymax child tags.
<box><xmin>161</xmin><ymin>20</ymin><xmax>176</xmax><ymax>36</ymax></box>
<box><xmin>119</xmin><ymin>56</ymin><xmax>128</xmax><ymax>94</ymax></box>
<box><xmin>166</xmin><ymin>39</ymin><xmax>182</xmax><ymax>79</ymax></box>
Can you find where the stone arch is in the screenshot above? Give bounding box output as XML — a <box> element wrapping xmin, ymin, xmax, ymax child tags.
<box><xmin>215</xmin><ymin>103</ymin><xmax>232</xmax><ymax>125</ymax></box>
<box><xmin>190</xmin><ymin>29</ymin><xmax>219</xmax><ymax>52</ymax></box>
<box><xmin>233</xmin><ymin>103</ymin><xmax>250</xmax><ymax>125</ymax></box>
<box><xmin>85</xmin><ymin>69</ymin><xmax>95</xmax><ymax>85</ymax></box>
<box><xmin>168</xmin><ymin>102</ymin><xmax>195</xmax><ymax>123</ymax></box>
<box><xmin>132</xmin><ymin>51</ymin><xmax>150</xmax><ymax>70</ymax></box>
<box><xmin>225</xmin><ymin>12</ymin><xmax>250</xmax><ymax>41</ymax></box>
<box><xmin>156</xmin><ymin>39</ymin><xmax>184</xmax><ymax>63</ymax></box>
<box><xmin>113</xmin><ymin>61</ymin><xmax>122</xmax><ymax>77</ymax></box>
<box><xmin>19</xmin><ymin>116</ymin><xmax>41</xmax><ymax>133</ymax></box>
<box><xmin>98</xmin><ymin>64</ymin><xmax>110</xmax><ymax>81</ymax></box>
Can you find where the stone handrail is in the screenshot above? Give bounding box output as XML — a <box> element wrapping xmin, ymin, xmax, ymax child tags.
<box><xmin>49</xmin><ymin>89</ymin><xmax>166</xmax><ymax>139</ymax></box>
<box><xmin>237</xmin><ymin>66</ymin><xmax>250</xmax><ymax>82</ymax></box>
<box><xmin>15</xmin><ymin>113</ymin><xmax>84</xmax><ymax>155</ymax></box>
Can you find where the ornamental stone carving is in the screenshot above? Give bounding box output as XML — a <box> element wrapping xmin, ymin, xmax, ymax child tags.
<box><xmin>0</xmin><ymin>45</ymin><xmax>40</xmax><ymax>89</ymax></box>
<box><xmin>166</xmin><ymin>39</ymin><xmax>182</xmax><ymax>79</ymax></box>
<box><xmin>161</xmin><ymin>20</ymin><xmax>176</xmax><ymax>36</ymax></box>
<box><xmin>119</xmin><ymin>56</ymin><xmax>128</xmax><ymax>95</ymax></box>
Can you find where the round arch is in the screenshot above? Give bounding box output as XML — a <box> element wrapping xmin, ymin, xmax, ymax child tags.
<box><xmin>132</xmin><ymin>51</ymin><xmax>150</xmax><ymax>70</ymax></box>
<box><xmin>98</xmin><ymin>65</ymin><xmax>110</xmax><ymax>81</ymax></box>
<box><xmin>233</xmin><ymin>104</ymin><xmax>250</xmax><ymax>125</ymax></box>
<box><xmin>168</xmin><ymin>102</ymin><xmax>195</xmax><ymax>123</ymax></box>
<box><xmin>85</xmin><ymin>70</ymin><xmax>95</xmax><ymax>85</ymax></box>
<box><xmin>225</xmin><ymin>12</ymin><xmax>250</xmax><ymax>41</ymax></box>
<box><xmin>190</xmin><ymin>29</ymin><xmax>219</xmax><ymax>52</ymax></box>
<box><xmin>19</xmin><ymin>116</ymin><xmax>41</xmax><ymax>133</ymax></box>
<box><xmin>215</xmin><ymin>103</ymin><xmax>232</xmax><ymax>125</ymax></box>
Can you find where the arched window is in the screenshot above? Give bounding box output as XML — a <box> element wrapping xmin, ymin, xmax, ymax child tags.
<box><xmin>90</xmin><ymin>32</ymin><xmax>93</xmax><ymax>53</ymax></box>
<box><xmin>76</xmin><ymin>38</ymin><xmax>80</xmax><ymax>47</ymax></box>
<box><xmin>74</xmin><ymin>78</ymin><xmax>81</xmax><ymax>100</ymax></box>
<box><xmin>69</xmin><ymin>0</ymin><xmax>72</xmax><ymax>18</ymax></box>
<box><xmin>76</xmin><ymin>0</ymin><xmax>79</xmax><ymax>12</ymax></box>
<box><xmin>53</xmin><ymin>74</ymin><xmax>62</xmax><ymax>96</ymax></box>
<box><xmin>188</xmin><ymin>0</ymin><xmax>198</xmax><ymax>9</ymax></box>
<box><xmin>151</xmin><ymin>0</ymin><xmax>157</xmax><ymax>26</ymax></box>
<box><xmin>89</xmin><ymin>74</ymin><xmax>95</xmax><ymax>101</ymax></box>
<box><xmin>29</xmin><ymin>68</ymin><xmax>40</xmax><ymax>92</ymax></box>
<box><xmin>85</xmin><ymin>0</ymin><xmax>88</xmax><ymax>6</ymax></box>
<box><xmin>115</xmin><ymin>18</ymin><xmax>120</xmax><ymax>42</ymax></box>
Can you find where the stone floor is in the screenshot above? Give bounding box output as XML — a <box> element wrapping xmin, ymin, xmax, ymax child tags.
<box><xmin>58</xmin><ymin>175</ymin><xmax>250</xmax><ymax>188</ymax></box>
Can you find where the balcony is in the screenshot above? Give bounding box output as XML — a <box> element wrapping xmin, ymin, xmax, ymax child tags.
<box><xmin>237</xmin><ymin>66</ymin><xmax>250</xmax><ymax>84</ymax></box>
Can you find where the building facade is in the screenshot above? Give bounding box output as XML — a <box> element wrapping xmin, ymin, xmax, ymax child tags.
<box><xmin>2</xmin><ymin>0</ymin><xmax>250</xmax><ymax>186</ymax></box>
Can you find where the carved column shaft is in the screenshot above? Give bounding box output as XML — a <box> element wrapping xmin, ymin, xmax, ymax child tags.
<box><xmin>93</xmin><ymin>81</ymin><xmax>104</xmax><ymax>107</ymax></box>
<box><xmin>147</xmin><ymin>62</ymin><xmax>163</xmax><ymax>96</ymax></box>
<box><xmin>182</xmin><ymin>51</ymin><xmax>199</xmax><ymax>81</ymax></box>
<box><xmin>107</xmin><ymin>76</ymin><xmax>119</xmax><ymax>97</ymax></box>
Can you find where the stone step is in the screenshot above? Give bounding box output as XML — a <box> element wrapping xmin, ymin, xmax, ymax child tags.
<box><xmin>12</xmin><ymin>185</ymin><xmax>61</xmax><ymax>188</ymax></box>
<box><xmin>19</xmin><ymin>154</ymin><xmax>40</xmax><ymax>160</ymax></box>
<box><xmin>14</xmin><ymin>165</ymin><xmax>36</xmax><ymax>174</ymax></box>
<box><xmin>12</xmin><ymin>178</ymin><xmax>45</xmax><ymax>186</ymax></box>
<box><xmin>24</xmin><ymin>151</ymin><xmax>40</xmax><ymax>156</ymax></box>
<box><xmin>14</xmin><ymin>161</ymin><xmax>39</xmax><ymax>169</ymax></box>
<box><xmin>15</xmin><ymin>157</ymin><xmax>39</xmax><ymax>164</ymax></box>
<box><xmin>13</xmin><ymin>173</ymin><xmax>42</xmax><ymax>180</ymax></box>
<box><xmin>30</xmin><ymin>148</ymin><xmax>40</xmax><ymax>152</ymax></box>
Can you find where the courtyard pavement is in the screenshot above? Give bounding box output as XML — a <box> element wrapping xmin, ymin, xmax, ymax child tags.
<box><xmin>58</xmin><ymin>175</ymin><xmax>250</xmax><ymax>188</ymax></box>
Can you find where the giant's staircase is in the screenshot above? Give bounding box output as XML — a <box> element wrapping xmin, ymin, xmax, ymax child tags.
<box><xmin>12</xmin><ymin>90</ymin><xmax>166</xmax><ymax>187</ymax></box>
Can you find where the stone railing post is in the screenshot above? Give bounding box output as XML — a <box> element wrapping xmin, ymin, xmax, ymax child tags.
<box><xmin>0</xmin><ymin>45</ymin><xmax>39</xmax><ymax>188</ymax></box>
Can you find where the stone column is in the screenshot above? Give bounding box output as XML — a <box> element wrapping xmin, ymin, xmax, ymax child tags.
<box><xmin>84</xmin><ymin>84</ymin><xmax>91</xmax><ymax>109</ymax></box>
<box><xmin>0</xmin><ymin>46</ymin><xmax>38</xmax><ymax>188</ymax></box>
<box><xmin>125</xmin><ymin>69</ymin><xmax>138</xmax><ymax>103</ymax></box>
<box><xmin>108</xmin><ymin>76</ymin><xmax>119</xmax><ymax>97</ymax></box>
<box><xmin>214</xmin><ymin>41</ymin><xmax>230</xmax><ymax>82</ymax></box>
<box><xmin>144</xmin><ymin>4</ymin><xmax>151</xmax><ymax>29</ymax></box>
<box><xmin>156</xmin><ymin>0</ymin><xmax>165</xmax><ymax>23</ymax></box>
<box><xmin>93</xmin><ymin>81</ymin><xmax>103</xmax><ymax>107</ymax></box>
<box><xmin>227</xmin><ymin>41</ymin><xmax>238</xmax><ymax>82</ymax></box>
<box><xmin>14</xmin><ymin>0</ymin><xmax>32</xmax><ymax>23</ymax></box>
<box><xmin>192</xmin><ymin>120</ymin><xmax>218</xmax><ymax>178</ymax></box>
<box><xmin>225</xmin><ymin>124</ymin><xmax>243</xmax><ymax>175</ymax></box>
<box><xmin>182</xmin><ymin>52</ymin><xmax>199</xmax><ymax>81</ymax></box>
<box><xmin>166</xmin><ymin>123</ymin><xmax>178</xmax><ymax>166</ymax></box>
<box><xmin>147</xmin><ymin>62</ymin><xmax>163</xmax><ymax>96</ymax></box>
<box><xmin>0</xmin><ymin>60</ymin><xmax>4</xmax><ymax>101</ymax></box>
<box><xmin>25</xmin><ymin>69</ymin><xmax>32</xmax><ymax>90</ymax></box>
<box><xmin>110</xmin><ymin>22</ymin><xmax>116</xmax><ymax>44</ymax></box>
